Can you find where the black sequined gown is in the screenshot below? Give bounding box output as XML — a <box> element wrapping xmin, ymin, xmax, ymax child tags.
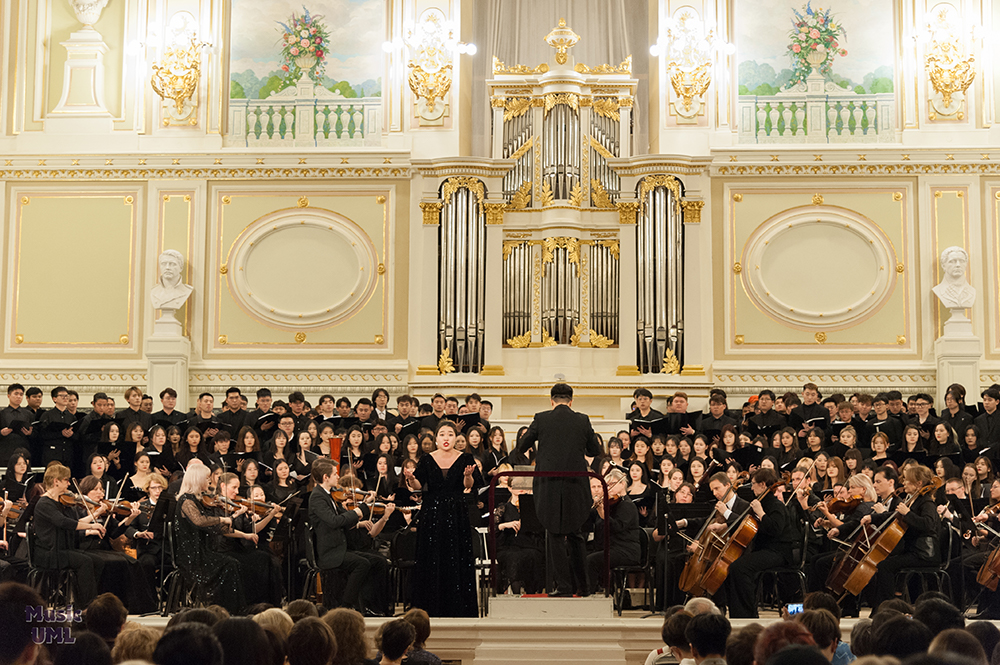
<box><xmin>412</xmin><ymin>453</ymin><xmax>478</xmax><ymax>617</ymax></box>
<box><xmin>174</xmin><ymin>493</ymin><xmax>245</xmax><ymax>614</ymax></box>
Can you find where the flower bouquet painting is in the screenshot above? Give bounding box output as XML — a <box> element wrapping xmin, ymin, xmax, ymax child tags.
<box><xmin>786</xmin><ymin>2</ymin><xmax>847</xmax><ymax>86</ymax></box>
<box><xmin>277</xmin><ymin>6</ymin><xmax>330</xmax><ymax>83</ymax></box>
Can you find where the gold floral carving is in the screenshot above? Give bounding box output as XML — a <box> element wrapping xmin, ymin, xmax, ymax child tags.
<box><xmin>545</xmin><ymin>19</ymin><xmax>580</xmax><ymax>65</ymax></box>
<box><xmin>661</xmin><ymin>349</ymin><xmax>681</xmax><ymax>374</ymax></box>
<box><xmin>815</xmin><ymin>332</ymin><xmax>828</xmax><ymax>344</ymax></box>
<box><xmin>442</xmin><ymin>177</ymin><xmax>485</xmax><ymax>205</ymax></box>
<box><xmin>219</xmin><ymin>264</ymin><xmax>228</xmax><ymax>275</ymax></box>
<box><xmin>925</xmin><ymin>10</ymin><xmax>976</xmax><ymax>113</ymax></box>
<box><xmin>590</xmin><ymin>332</ymin><xmax>614</xmax><ymax>348</ymax></box>
<box><xmin>377</xmin><ymin>264</ymin><xmax>386</xmax><ymax>275</ymax></box>
<box><xmin>420</xmin><ymin>201</ymin><xmax>443</xmax><ymax>225</ymax></box>
<box><xmin>592</xmin><ymin>180</ymin><xmax>615</xmax><ymax>208</ymax></box>
<box><xmin>493</xmin><ymin>56</ymin><xmax>549</xmax><ymax>75</ymax></box>
<box><xmin>598</xmin><ymin>239</ymin><xmax>620</xmax><ymax>260</ymax></box>
<box><xmin>375</xmin><ymin>335</ymin><xmax>384</xmax><ymax>344</ymax></box>
<box><xmin>483</xmin><ymin>202</ymin><xmax>506</xmax><ymax>225</ymax></box>
<box><xmin>150</xmin><ymin>37</ymin><xmax>207</xmax><ymax>117</ymax></box>
<box><xmin>218</xmin><ymin>335</ymin><xmax>228</xmax><ymax>345</ymax></box>
<box><xmin>589</xmin><ymin>135</ymin><xmax>616</xmax><ymax>160</ymax></box>
<box><xmin>541</xmin><ymin>237</ymin><xmax>580</xmax><ymax>267</ymax></box>
<box><xmin>541</xmin><ymin>182</ymin><xmax>555</xmax><ymax>207</ymax></box>
<box><xmin>570</xmin><ymin>323</ymin><xmax>587</xmax><ymax>347</ymax></box>
<box><xmin>541</xmin><ymin>330</ymin><xmax>558</xmax><ymax>347</ymax></box>
<box><xmin>617</xmin><ymin>200</ymin><xmax>639</xmax><ymax>225</ymax></box>
<box><xmin>407</xmin><ymin>61</ymin><xmax>453</xmax><ymax>114</ymax></box>
<box><xmin>680</xmin><ymin>200</ymin><xmax>704</xmax><ymax>224</ymax></box>
<box><xmin>568</xmin><ymin>183</ymin><xmax>584</xmax><ymax>207</ymax></box>
<box><xmin>639</xmin><ymin>175</ymin><xmax>683</xmax><ymax>206</ymax></box>
<box><xmin>897</xmin><ymin>335</ymin><xmax>906</xmax><ymax>345</ymax></box>
<box><xmin>734</xmin><ymin>335</ymin><xmax>744</xmax><ymax>345</ymax></box>
<box><xmin>438</xmin><ymin>348</ymin><xmax>455</xmax><ymax>374</ymax></box>
<box><xmin>510</xmin><ymin>137</ymin><xmax>534</xmax><ymax>161</ymax></box>
<box><xmin>575</xmin><ymin>56</ymin><xmax>632</xmax><ymax>76</ymax></box>
<box><xmin>591</xmin><ymin>97</ymin><xmax>621</xmax><ymax>121</ymax></box>
<box><xmin>544</xmin><ymin>93</ymin><xmax>579</xmax><ymax>116</ymax></box>
<box><xmin>811</xmin><ymin>193</ymin><xmax>824</xmax><ymax>205</ymax></box>
<box><xmin>503</xmin><ymin>98</ymin><xmax>532</xmax><ymax>122</ymax></box>
<box><xmin>491</xmin><ymin>97</ymin><xmax>506</xmax><ymax>108</ymax></box>
<box><xmin>294</xmin><ymin>332</ymin><xmax>307</xmax><ymax>344</ymax></box>
<box><xmin>506</xmin><ymin>331</ymin><xmax>531</xmax><ymax>348</ymax></box>
<box><xmin>297</xmin><ymin>196</ymin><xmax>309</xmax><ymax>208</ymax></box>
<box><xmin>510</xmin><ymin>182</ymin><xmax>532</xmax><ymax>210</ymax></box>
<box><xmin>531</xmin><ymin>250</ymin><xmax>541</xmax><ymax>336</ymax></box>
<box><xmin>733</xmin><ymin>262</ymin><xmax>742</xmax><ymax>273</ymax></box>
<box><xmin>670</xmin><ymin>61</ymin><xmax>712</xmax><ymax>115</ymax></box>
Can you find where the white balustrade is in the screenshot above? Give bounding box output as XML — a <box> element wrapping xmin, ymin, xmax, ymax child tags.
<box><xmin>738</xmin><ymin>89</ymin><xmax>894</xmax><ymax>144</ymax></box>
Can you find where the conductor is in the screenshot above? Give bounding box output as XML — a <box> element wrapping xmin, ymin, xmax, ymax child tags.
<box><xmin>513</xmin><ymin>383</ymin><xmax>602</xmax><ymax>596</ymax></box>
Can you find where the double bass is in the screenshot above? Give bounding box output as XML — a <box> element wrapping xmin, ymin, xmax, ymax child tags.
<box><xmin>826</xmin><ymin>477</ymin><xmax>942</xmax><ymax>599</ymax></box>
<box><xmin>697</xmin><ymin>474</ymin><xmax>789</xmax><ymax>596</ymax></box>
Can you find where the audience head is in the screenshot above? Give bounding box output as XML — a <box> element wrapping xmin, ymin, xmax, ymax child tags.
<box><xmin>662</xmin><ymin>612</ymin><xmax>695</xmax><ymax>660</ymax></box>
<box><xmin>287</xmin><ymin>617</ymin><xmax>337</xmax><ymax>665</ymax></box>
<box><xmin>85</xmin><ymin>593</ymin><xmax>127</xmax><ymax>647</ymax></box>
<box><xmin>912</xmin><ymin>598</ymin><xmax>964</xmax><ymax>635</ymax></box>
<box><xmin>753</xmin><ymin>620</ymin><xmax>816</xmax><ymax>665</ymax></box>
<box><xmin>683</xmin><ymin>597</ymin><xmax>721</xmax><ymax>615</ymax></box>
<box><xmin>376</xmin><ymin>619</ymin><xmax>416</xmax><ymax>663</ymax></box>
<box><xmin>52</xmin><ymin>631</ymin><xmax>111</xmax><ymax>665</ymax></box>
<box><xmin>764</xmin><ymin>644</ymin><xmax>829</xmax><ymax>665</ymax></box>
<box><xmin>803</xmin><ymin>591</ymin><xmax>841</xmax><ymax>623</ymax></box>
<box><xmin>928</xmin><ymin>628</ymin><xmax>987</xmax><ymax>665</ymax></box>
<box><xmin>850</xmin><ymin>619</ymin><xmax>874</xmax><ymax>658</ymax></box>
<box><xmin>153</xmin><ymin>623</ymin><xmax>224</xmax><ymax>665</ymax></box>
<box><xmin>795</xmin><ymin>609</ymin><xmax>840</xmax><ymax>661</ymax></box>
<box><xmin>322</xmin><ymin>608</ymin><xmax>368</xmax><ymax>665</ymax></box>
<box><xmin>872</xmin><ymin>615</ymin><xmax>932</xmax><ymax>660</ymax></box>
<box><xmin>726</xmin><ymin>623</ymin><xmax>764</xmax><ymax>665</ymax></box>
<box><xmin>166</xmin><ymin>607</ymin><xmax>224</xmax><ymax>629</ymax></box>
<box><xmin>212</xmin><ymin>618</ymin><xmax>273</xmax><ymax>665</ymax></box>
<box><xmin>253</xmin><ymin>608</ymin><xmax>293</xmax><ymax>640</ymax></box>
<box><xmin>965</xmin><ymin>622</ymin><xmax>1000</xmax><ymax>665</ymax></box>
<box><xmin>686</xmin><ymin>613</ymin><xmax>731</xmax><ymax>660</ymax></box>
<box><xmin>111</xmin><ymin>625</ymin><xmax>159</xmax><ymax>664</ymax></box>
<box><xmin>402</xmin><ymin>608</ymin><xmax>432</xmax><ymax>650</ymax></box>
<box><xmin>0</xmin><ymin>582</ymin><xmax>45</xmax><ymax>665</ymax></box>
<box><xmin>284</xmin><ymin>599</ymin><xmax>320</xmax><ymax>623</ymax></box>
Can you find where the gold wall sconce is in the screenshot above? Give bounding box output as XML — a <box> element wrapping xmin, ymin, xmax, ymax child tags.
<box><xmin>918</xmin><ymin>4</ymin><xmax>980</xmax><ymax>120</ymax></box>
<box><xmin>149</xmin><ymin>12</ymin><xmax>209</xmax><ymax>126</ymax></box>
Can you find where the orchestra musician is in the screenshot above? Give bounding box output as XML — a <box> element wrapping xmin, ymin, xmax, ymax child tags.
<box><xmin>586</xmin><ymin>469</ymin><xmax>641</xmax><ymax>596</ymax></box>
<box><xmin>726</xmin><ymin>468</ymin><xmax>796</xmax><ymax>618</ymax></box>
<box><xmin>969</xmin><ymin>479</ymin><xmax>1000</xmax><ymax>619</ymax></box>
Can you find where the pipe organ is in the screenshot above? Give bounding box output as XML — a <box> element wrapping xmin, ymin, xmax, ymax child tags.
<box><xmin>420</xmin><ymin>20</ymin><xmax>701</xmax><ymax>378</ymax></box>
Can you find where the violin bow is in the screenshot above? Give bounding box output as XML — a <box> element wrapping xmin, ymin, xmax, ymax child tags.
<box><xmin>2</xmin><ymin>490</ymin><xmax>7</xmax><ymax>543</ymax></box>
<box><xmin>104</xmin><ymin>476</ymin><xmax>127</xmax><ymax>529</ymax></box>
<box><xmin>71</xmin><ymin>478</ymin><xmax>101</xmax><ymax>528</ymax></box>
<box><xmin>784</xmin><ymin>456</ymin><xmax>818</xmax><ymax>507</ymax></box>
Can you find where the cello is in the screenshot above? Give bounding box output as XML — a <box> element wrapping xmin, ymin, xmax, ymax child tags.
<box><xmin>973</xmin><ymin>504</ymin><xmax>1000</xmax><ymax>591</ymax></box>
<box><xmin>697</xmin><ymin>473</ymin><xmax>789</xmax><ymax>596</ymax></box>
<box><xmin>826</xmin><ymin>476</ymin><xmax>942</xmax><ymax>599</ymax></box>
<box><xmin>678</xmin><ymin>475</ymin><xmax>745</xmax><ymax>596</ymax></box>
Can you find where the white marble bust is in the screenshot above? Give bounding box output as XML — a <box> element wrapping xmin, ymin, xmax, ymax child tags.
<box><xmin>932</xmin><ymin>246</ymin><xmax>976</xmax><ymax>309</ymax></box>
<box><xmin>151</xmin><ymin>249</ymin><xmax>193</xmax><ymax>310</ymax></box>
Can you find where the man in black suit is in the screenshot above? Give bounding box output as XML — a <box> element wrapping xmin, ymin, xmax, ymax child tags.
<box><xmin>513</xmin><ymin>383</ymin><xmax>602</xmax><ymax>596</ymax></box>
<box><xmin>308</xmin><ymin>458</ymin><xmax>386</xmax><ymax>612</ymax></box>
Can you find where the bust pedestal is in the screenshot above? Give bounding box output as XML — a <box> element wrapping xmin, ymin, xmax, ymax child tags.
<box><xmin>46</xmin><ymin>26</ymin><xmax>113</xmax><ymax>134</ymax></box>
<box><xmin>935</xmin><ymin>307</ymin><xmax>981</xmax><ymax>406</ymax></box>
<box><xmin>146</xmin><ymin>309</ymin><xmax>190</xmax><ymax>411</ymax></box>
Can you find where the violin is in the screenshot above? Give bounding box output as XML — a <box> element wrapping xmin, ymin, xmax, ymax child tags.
<box><xmin>822</xmin><ymin>490</ymin><xmax>866</xmax><ymax>515</ymax></box>
<box><xmin>366</xmin><ymin>502</ymin><xmax>419</xmax><ymax>518</ymax></box>
<box><xmin>234</xmin><ymin>496</ymin><xmax>285</xmax><ymax>517</ymax></box>
<box><xmin>199</xmin><ymin>493</ymin><xmax>242</xmax><ymax>511</ymax></box>
<box><xmin>331</xmin><ymin>487</ymin><xmax>369</xmax><ymax>505</ymax></box>
<box><xmin>57</xmin><ymin>492</ymin><xmax>104</xmax><ymax>510</ymax></box>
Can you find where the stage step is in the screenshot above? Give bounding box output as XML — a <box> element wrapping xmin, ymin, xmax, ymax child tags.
<box><xmin>488</xmin><ymin>594</ymin><xmax>615</xmax><ymax>619</ymax></box>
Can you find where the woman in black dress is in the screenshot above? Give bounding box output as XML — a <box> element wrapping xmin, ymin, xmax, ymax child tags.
<box><xmin>174</xmin><ymin>462</ymin><xmax>246</xmax><ymax>614</ymax></box>
<box><xmin>2</xmin><ymin>451</ymin><xmax>32</xmax><ymax>503</ymax></box>
<box><xmin>217</xmin><ymin>472</ymin><xmax>284</xmax><ymax>607</ymax></box>
<box><xmin>409</xmin><ymin>420</ymin><xmax>479</xmax><ymax>617</ymax></box>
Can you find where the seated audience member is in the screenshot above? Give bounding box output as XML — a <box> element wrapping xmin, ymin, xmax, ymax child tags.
<box><xmin>726</xmin><ymin>623</ymin><xmax>764</xmax><ymax>665</ymax></box>
<box><xmin>795</xmin><ymin>609</ymin><xmax>840</xmax><ymax>663</ymax></box>
<box><xmin>928</xmin><ymin>629</ymin><xmax>988</xmax><ymax>665</ymax></box>
<box><xmin>262</xmin><ymin>629</ymin><xmax>288</xmax><ymax>665</ymax></box>
<box><xmin>912</xmin><ymin>597</ymin><xmax>964</xmax><ymax>635</ymax></box>
<box><xmin>288</xmin><ymin>617</ymin><xmax>338</xmax><ymax>665</ymax></box>
<box><xmin>803</xmin><ymin>592</ymin><xmax>854</xmax><ymax>665</ymax></box>
<box><xmin>401</xmin><ymin>608</ymin><xmax>442</xmax><ymax>665</ymax></box>
<box><xmin>871</xmin><ymin>615</ymin><xmax>932</xmax><ymax>660</ymax></box>
<box><xmin>662</xmin><ymin>612</ymin><xmax>695</xmax><ymax>665</ymax></box>
<box><xmin>212</xmin><ymin>618</ymin><xmax>274</xmax><ymax>665</ymax></box>
<box><xmin>377</xmin><ymin>619</ymin><xmax>417</xmax><ymax>665</ymax></box>
<box><xmin>51</xmin><ymin>631</ymin><xmax>111</xmax><ymax>665</ymax></box>
<box><xmin>111</xmin><ymin>625</ymin><xmax>159</xmax><ymax>664</ymax></box>
<box><xmin>285</xmin><ymin>599</ymin><xmax>320</xmax><ymax>623</ymax></box>
<box><xmin>965</xmin><ymin>622</ymin><xmax>1000</xmax><ymax>665</ymax></box>
<box><xmin>153</xmin><ymin>623</ymin><xmax>225</xmax><ymax>665</ymax></box>
<box><xmin>0</xmin><ymin>582</ymin><xmax>46</xmax><ymax>665</ymax></box>
<box><xmin>165</xmin><ymin>607</ymin><xmax>225</xmax><ymax>629</ymax></box>
<box><xmin>684</xmin><ymin>597</ymin><xmax>722</xmax><ymax>616</ymax></box>
<box><xmin>685</xmin><ymin>613</ymin><xmax>730</xmax><ymax>665</ymax></box>
<box><xmin>753</xmin><ymin>621</ymin><xmax>816</xmax><ymax>665</ymax></box>
<box><xmin>764</xmin><ymin>645</ymin><xmax>831</xmax><ymax>665</ymax></box>
<box><xmin>322</xmin><ymin>608</ymin><xmax>376</xmax><ymax>665</ymax></box>
<box><xmin>254</xmin><ymin>608</ymin><xmax>294</xmax><ymax>641</ymax></box>
<box><xmin>849</xmin><ymin>620</ymin><xmax>874</xmax><ymax>659</ymax></box>
<box><xmin>85</xmin><ymin>592</ymin><xmax>128</xmax><ymax>650</ymax></box>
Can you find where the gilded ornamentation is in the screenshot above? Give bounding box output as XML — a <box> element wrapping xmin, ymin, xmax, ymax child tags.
<box><xmin>590</xmin><ymin>332</ymin><xmax>614</xmax><ymax>348</ymax></box>
<box><xmin>375</xmin><ymin>335</ymin><xmax>384</xmax><ymax>344</ymax></box>
<box><xmin>510</xmin><ymin>137</ymin><xmax>534</xmax><ymax>162</ymax></box>
<box><xmin>574</xmin><ymin>56</ymin><xmax>632</xmax><ymax>76</ymax></box>
<box><xmin>376</xmin><ymin>195</ymin><xmax>386</xmax><ymax>204</ymax></box>
<box><xmin>812</xmin><ymin>193</ymin><xmax>824</xmax><ymax>205</ymax></box>
<box><xmin>670</xmin><ymin>61</ymin><xmax>712</xmax><ymax>116</ymax></box>
<box><xmin>661</xmin><ymin>349</ymin><xmax>681</xmax><ymax>374</ymax></box>
<box><xmin>14</xmin><ymin>335</ymin><xmax>23</xmax><ymax>344</ymax></box>
<box><xmin>571</xmin><ymin>324</ymin><xmax>588</xmax><ymax>347</ymax></box>
<box><xmin>893</xmin><ymin>192</ymin><xmax>903</xmax><ymax>201</ymax></box>
<box><xmin>639</xmin><ymin>175</ymin><xmax>683</xmax><ymax>210</ymax></box>
<box><xmin>568</xmin><ymin>183</ymin><xmax>584</xmax><ymax>207</ymax></box>
<box><xmin>896</xmin><ymin>263</ymin><xmax>905</xmax><ymax>273</ymax></box>
<box><xmin>544</xmin><ymin>19</ymin><xmax>580</xmax><ymax>65</ymax></box>
<box><xmin>483</xmin><ymin>202</ymin><xmax>506</xmax><ymax>225</ymax></box>
<box><xmin>20</xmin><ymin>196</ymin><xmax>29</xmax><ymax>205</ymax></box>
<box><xmin>897</xmin><ymin>335</ymin><xmax>906</xmax><ymax>345</ymax></box>
<box><xmin>420</xmin><ymin>201</ymin><xmax>443</xmax><ymax>225</ymax></box>
<box><xmin>493</xmin><ymin>56</ymin><xmax>549</xmax><ymax>75</ymax></box>
<box><xmin>589</xmin><ymin>135</ymin><xmax>616</xmax><ymax>161</ymax></box>
<box><xmin>218</xmin><ymin>335</ymin><xmax>228</xmax><ymax>345</ymax></box>
<box><xmin>592</xmin><ymin>179</ymin><xmax>615</xmax><ymax>208</ymax></box>
<box><xmin>534</xmin><ymin>137</ymin><xmax>542</xmax><ymax>202</ymax></box>
<box><xmin>510</xmin><ymin>182</ymin><xmax>532</xmax><ymax>210</ymax></box>
<box><xmin>150</xmin><ymin>36</ymin><xmax>207</xmax><ymax>124</ymax></box>
<box><xmin>506</xmin><ymin>331</ymin><xmax>531</xmax><ymax>348</ymax></box>
<box><xmin>503</xmin><ymin>97</ymin><xmax>533</xmax><ymax>122</ymax></box>
<box><xmin>734</xmin><ymin>335</ymin><xmax>744</xmax><ymax>345</ymax></box>
<box><xmin>407</xmin><ymin>61</ymin><xmax>452</xmax><ymax>115</ymax></box>
<box><xmin>544</xmin><ymin>93</ymin><xmax>579</xmax><ymax>116</ymax></box>
<box><xmin>119</xmin><ymin>335</ymin><xmax>129</xmax><ymax>345</ymax></box>
<box><xmin>294</xmin><ymin>332</ymin><xmax>307</xmax><ymax>344</ymax></box>
<box><xmin>541</xmin><ymin>330</ymin><xmax>558</xmax><ymax>347</ymax></box>
<box><xmin>124</xmin><ymin>196</ymin><xmax>134</xmax><ymax>205</ymax></box>
<box><xmin>541</xmin><ymin>182</ymin><xmax>555</xmax><ymax>207</ymax></box>
<box><xmin>923</xmin><ymin>5</ymin><xmax>977</xmax><ymax>118</ymax></box>
<box><xmin>219</xmin><ymin>264</ymin><xmax>228</xmax><ymax>275</ymax></box>
<box><xmin>222</xmin><ymin>196</ymin><xmax>231</xmax><ymax>204</ymax></box>
<box><xmin>377</xmin><ymin>263</ymin><xmax>386</xmax><ymax>275</ymax></box>
<box><xmin>733</xmin><ymin>193</ymin><xmax>743</xmax><ymax>202</ymax></box>
<box><xmin>438</xmin><ymin>348</ymin><xmax>455</xmax><ymax>374</ymax></box>
<box><xmin>442</xmin><ymin>177</ymin><xmax>485</xmax><ymax>205</ymax></box>
<box><xmin>680</xmin><ymin>200</ymin><xmax>704</xmax><ymax>224</ymax></box>
<box><xmin>541</xmin><ymin>237</ymin><xmax>581</xmax><ymax>268</ymax></box>
<box><xmin>660</xmin><ymin>9</ymin><xmax>719</xmax><ymax>119</ymax></box>
<box><xmin>617</xmin><ymin>200</ymin><xmax>639</xmax><ymax>225</ymax></box>
<box><xmin>403</xmin><ymin>8</ymin><xmax>458</xmax><ymax>120</ymax></box>
<box><xmin>297</xmin><ymin>196</ymin><xmax>309</xmax><ymax>208</ymax></box>
<box><xmin>598</xmin><ymin>239</ymin><xmax>620</xmax><ymax>260</ymax></box>
<box><xmin>531</xmin><ymin>249</ymin><xmax>541</xmax><ymax>336</ymax></box>
<box><xmin>502</xmin><ymin>240</ymin><xmax>527</xmax><ymax>261</ymax></box>
<box><xmin>815</xmin><ymin>332</ymin><xmax>828</xmax><ymax>344</ymax></box>
<box><xmin>491</xmin><ymin>97</ymin><xmax>506</xmax><ymax>108</ymax></box>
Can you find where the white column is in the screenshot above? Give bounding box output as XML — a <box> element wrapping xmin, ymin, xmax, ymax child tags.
<box><xmin>617</xmin><ymin>218</ymin><xmax>639</xmax><ymax>376</ymax></box>
<box><xmin>481</xmin><ymin>222</ymin><xmax>505</xmax><ymax>375</ymax></box>
<box><xmin>935</xmin><ymin>309</ymin><xmax>982</xmax><ymax>405</ymax></box>
<box><xmin>146</xmin><ymin>311</ymin><xmax>191</xmax><ymax>412</ymax></box>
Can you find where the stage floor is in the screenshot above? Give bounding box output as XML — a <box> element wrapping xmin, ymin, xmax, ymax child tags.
<box><xmin>130</xmin><ymin>602</ymin><xmax>873</xmax><ymax>665</ymax></box>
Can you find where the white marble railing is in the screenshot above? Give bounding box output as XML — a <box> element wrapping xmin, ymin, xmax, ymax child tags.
<box><xmin>227</xmin><ymin>79</ymin><xmax>381</xmax><ymax>148</ymax></box>
<box><xmin>738</xmin><ymin>90</ymin><xmax>894</xmax><ymax>144</ymax></box>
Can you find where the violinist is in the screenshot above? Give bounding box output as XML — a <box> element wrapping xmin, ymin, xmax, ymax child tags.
<box><xmin>586</xmin><ymin>468</ymin><xmax>641</xmax><ymax>596</ymax></box>
<box><xmin>968</xmin><ymin>479</ymin><xmax>1000</xmax><ymax>619</ymax></box>
<box><xmin>726</xmin><ymin>467</ymin><xmax>796</xmax><ymax>618</ymax></box>
<box><xmin>132</xmin><ymin>472</ymin><xmax>168</xmax><ymax>594</ymax></box>
<box><xmin>495</xmin><ymin>478</ymin><xmax>545</xmax><ymax>595</ymax></box>
<box><xmin>32</xmin><ymin>464</ymin><xmax>104</xmax><ymax>605</ymax></box>
<box><xmin>807</xmin><ymin>475</ymin><xmax>877</xmax><ymax>595</ymax></box>
<box><xmin>76</xmin><ymin>475</ymin><xmax>157</xmax><ymax>613</ymax></box>
<box><xmin>217</xmin><ymin>472</ymin><xmax>284</xmax><ymax>606</ymax></box>
<box><xmin>859</xmin><ymin>464</ymin><xmax>941</xmax><ymax>605</ymax></box>
<box><xmin>173</xmin><ymin>462</ymin><xmax>246</xmax><ymax>614</ymax></box>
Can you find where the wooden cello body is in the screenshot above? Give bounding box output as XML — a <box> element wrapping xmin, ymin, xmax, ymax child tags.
<box><xmin>679</xmin><ymin>524</ymin><xmax>724</xmax><ymax>596</ymax></box>
<box><xmin>699</xmin><ymin>513</ymin><xmax>759</xmax><ymax>595</ymax></box>
<box><xmin>976</xmin><ymin>545</ymin><xmax>1000</xmax><ymax>592</ymax></box>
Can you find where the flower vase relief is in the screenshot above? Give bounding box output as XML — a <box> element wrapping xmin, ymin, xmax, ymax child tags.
<box><xmin>277</xmin><ymin>7</ymin><xmax>330</xmax><ymax>85</ymax></box>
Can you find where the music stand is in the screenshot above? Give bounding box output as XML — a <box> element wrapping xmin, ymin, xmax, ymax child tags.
<box><xmin>644</xmin><ymin>494</ymin><xmax>712</xmax><ymax>617</ymax></box>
